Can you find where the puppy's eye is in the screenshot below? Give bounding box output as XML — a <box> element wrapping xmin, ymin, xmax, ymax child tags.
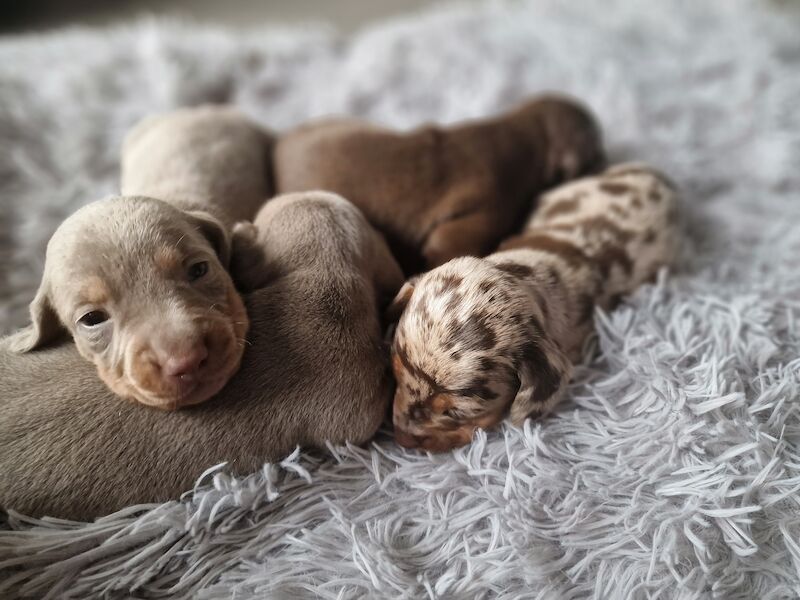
<box><xmin>78</xmin><ymin>310</ymin><xmax>109</xmax><ymax>327</ymax></box>
<box><xmin>443</xmin><ymin>408</ymin><xmax>462</xmax><ymax>420</ymax></box>
<box><xmin>188</xmin><ymin>261</ymin><xmax>209</xmax><ymax>281</ymax></box>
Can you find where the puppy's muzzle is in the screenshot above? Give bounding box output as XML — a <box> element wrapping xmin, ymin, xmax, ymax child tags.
<box><xmin>394</xmin><ymin>428</ymin><xmax>426</xmax><ymax>449</ymax></box>
<box><xmin>118</xmin><ymin>313</ymin><xmax>245</xmax><ymax>409</ymax></box>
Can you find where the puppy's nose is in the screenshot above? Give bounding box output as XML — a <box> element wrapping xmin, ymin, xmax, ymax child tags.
<box><xmin>394</xmin><ymin>428</ymin><xmax>423</xmax><ymax>449</ymax></box>
<box><xmin>162</xmin><ymin>345</ymin><xmax>209</xmax><ymax>379</ymax></box>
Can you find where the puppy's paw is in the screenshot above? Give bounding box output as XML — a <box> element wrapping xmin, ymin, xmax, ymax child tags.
<box><xmin>232</xmin><ymin>221</ymin><xmax>258</xmax><ymax>241</ymax></box>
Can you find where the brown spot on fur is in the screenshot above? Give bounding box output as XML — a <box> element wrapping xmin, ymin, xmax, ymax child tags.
<box><xmin>599</xmin><ymin>182</ymin><xmax>630</xmax><ymax>195</ymax></box>
<box><xmin>431</xmin><ymin>393</ymin><xmax>456</xmax><ymax>412</ymax></box>
<box><xmin>446</xmin><ymin>312</ymin><xmax>497</xmax><ymax>352</ymax></box>
<box><xmin>500</xmin><ymin>234</ymin><xmax>590</xmax><ymax>271</ymax></box>
<box><xmin>493</xmin><ymin>262</ymin><xmax>534</xmax><ymax>279</ymax></box>
<box><xmin>516</xmin><ymin>339</ymin><xmax>563</xmax><ymax>405</ymax></box>
<box><xmin>395</xmin><ymin>345</ymin><xmax>447</xmax><ymax>397</ymax></box>
<box><xmin>154</xmin><ymin>246</ymin><xmax>182</xmax><ymax>272</ymax></box>
<box><xmin>631</xmin><ymin>196</ymin><xmax>644</xmax><ymax>209</ymax></box>
<box><xmin>644</xmin><ymin>228</ymin><xmax>657</xmax><ymax>244</ymax></box>
<box><xmin>479</xmin><ymin>280</ymin><xmax>494</xmax><ymax>293</ymax></box>
<box><xmin>444</xmin><ymin>292</ymin><xmax>464</xmax><ymax>316</ymax></box>
<box><xmin>542</xmin><ymin>196</ymin><xmax>581</xmax><ymax>219</ymax></box>
<box><xmin>80</xmin><ymin>276</ymin><xmax>110</xmax><ymax>305</ymax></box>
<box><xmin>439</xmin><ymin>274</ymin><xmax>463</xmax><ymax>292</ymax></box>
<box><xmin>479</xmin><ymin>357</ymin><xmax>497</xmax><ymax>372</ymax></box>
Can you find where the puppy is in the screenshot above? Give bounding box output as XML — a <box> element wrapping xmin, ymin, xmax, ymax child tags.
<box><xmin>388</xmin><ymin>164</ymin><xmax>679</xmax><ymax>452</ymax></box>
<box><xmin>274</xmin><ymin>94</ymin><xmax>605</xmax><ymax>274</ymax></box>
<box><xmin>8</xmin><ymin>106</ymin><xmax>272</xmax><ymax>410</ymax></box>
<box><xmin>121</xmin><ymin>105</ymin><xmax>273</xmax><ymax>227</ymax></box>
<box><xmin>0</xmin><ymin>191</ymin><xmax>404</xmax><ymax>519</ymax></box>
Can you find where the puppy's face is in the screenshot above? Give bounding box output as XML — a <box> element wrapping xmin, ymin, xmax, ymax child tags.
<box><xmin>15</xmin><ymin>197</ymin><xmax>248</xmax><ymax>410</ymax></box>
<box><xmin>390</xmin><ymin>258</ymin><xmax>535</xmax><ymax>452</ymax></box>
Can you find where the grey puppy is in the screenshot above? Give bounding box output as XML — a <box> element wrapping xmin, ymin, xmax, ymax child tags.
<box><xmin>0</xmin><ymin>190</ymin><xmax>404</xmax><ymax>519</ymax></box>
<box><xmin>8</xmin><ymin>106</ymin><xmax>272</xmax><ymax>410</ymax></box>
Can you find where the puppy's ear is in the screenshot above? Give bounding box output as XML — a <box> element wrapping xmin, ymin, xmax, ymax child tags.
<box><xmin>229</xmin><ymin>221</ymin><xmax>270</xmax><ymax>292</ymax></box>
<box><xmin>8</xmin><ymin>283</ymin><xmax>64</xmax><ymax>353</ymax></box>
<box><xmin>509</xmin><ymin>333</ymin><xmax>573</xmax><ymax>426</ymax></box>
<box><xmin>187</xmin><ymin>210</ymin><xmax>231</xmax><ymax>268</ymax></box>
<box><xmin>384</xmin><ymin>276</ymin><xmax>418</xmax><ymax>324</ymax></box>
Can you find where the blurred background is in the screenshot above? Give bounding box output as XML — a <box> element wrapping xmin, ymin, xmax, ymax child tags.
<box><xmin>0</xmin><ymin>0</ymin><xmax>448</xmax><ymax>33</ymax></box>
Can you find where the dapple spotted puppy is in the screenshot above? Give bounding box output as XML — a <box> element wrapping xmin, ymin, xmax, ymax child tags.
<box><xmin>389</xmin><ymin>163</ymin><xmax>679</xmax><ymax>452</ymax></box>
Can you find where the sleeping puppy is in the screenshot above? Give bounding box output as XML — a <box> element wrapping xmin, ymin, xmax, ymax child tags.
<box><xmin>274</xmin><ymin>94</ymin><xmax>605</xmax><ymax>274</ymax></box>
<box><xmin>120</xmin><ymin>105</ymin><xmax>273</xmax><ymax>228</ymax></box>
<box><xmin>0</xmin><ymin>191</ymin><xmax>404</xmax><ymax>519</ymax></box>
<box><xmin>387</xmin><ymin>164</ymin><xmax>679</xmax><ymax>452</ymax></box>
<box><xmin>7</xmin><ymin>106</ymin><xmax>272</xmax><ymax>410</ymax></box>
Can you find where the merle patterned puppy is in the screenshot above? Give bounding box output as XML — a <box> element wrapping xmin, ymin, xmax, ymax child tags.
<box><xmin>388</xmin><ymin>163</ymin><xmax>679</xmax><ymax>451</ymax></box>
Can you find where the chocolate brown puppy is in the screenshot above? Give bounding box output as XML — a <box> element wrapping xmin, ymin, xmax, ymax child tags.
<box><xmin>388</xmin><ymin>164</ymin><xmax>678</xmax><ymax>452</ymax></box>
<box><xmin>0</xmin><ymin>191</ymin><xmax>404</xmax><ymax>519</ymax></box>
<box><xmin>274</xmin><ymin>95</ymin><xmax>605</xmax><ymax>274</ymax></box>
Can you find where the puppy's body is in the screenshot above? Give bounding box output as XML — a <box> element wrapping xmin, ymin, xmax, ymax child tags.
<box><xmin>390</xmin><ymin>164</ymin><xmax>679</xmax><ymax>451</ymax></box>
<box><xmin>122</xmin><ymin>105</ymin><xmax>273</xmax><ymax>227</ymax></box>
<box><xmin>0</xmin><ymin>192</ymin><xmax>404</xmax><ymax>519</ymax></box>
<box><xmin>10</xmin><ymin>107</ymin><xmax>273</xmax><ymax>409</ymax></box>
<box><xmin>274</xmin><ymin>95</ymin><xmax>605</xmax><ymax>274</ymax></box>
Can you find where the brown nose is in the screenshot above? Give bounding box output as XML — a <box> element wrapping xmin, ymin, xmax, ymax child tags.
<box><xmin>394</xmin><ymin>428</ymin><xmax>424</xmax><ymax>449</ymax></box>
<box><xmin>161</xmin><ymin>345</ymin><xmax>209</xmax><ymax>380</ymax></box>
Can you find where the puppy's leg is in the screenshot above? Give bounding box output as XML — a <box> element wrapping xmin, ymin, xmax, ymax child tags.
<box><xmin>422</xmin><ymin>209</ymin><xmax>503</xmax><ymax>268</ymax></box>
<box><xmin>367</xmin><ymin>229</ymin><xmax>406</xmax><ymax>310</ymax></box>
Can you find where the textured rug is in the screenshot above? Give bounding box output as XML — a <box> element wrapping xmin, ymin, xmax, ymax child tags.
<box><xmin>2</xmin><ymin>1</ymin><xmax>800</xmax><ymax>598</ymax></box>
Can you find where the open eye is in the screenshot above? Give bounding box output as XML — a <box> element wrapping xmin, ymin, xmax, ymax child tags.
<box><xmin>188</xmin><ymin>261</ymin><xmax>209</xmax><ymax>281</ymax></box>
<box><xmin>77</xmin><ymin>310</ymin><xmax>109</xmax><ymax>327</ymax></box>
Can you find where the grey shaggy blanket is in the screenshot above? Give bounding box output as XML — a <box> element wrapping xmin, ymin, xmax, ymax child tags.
<box><xmin>2</xmin><ymin>1</ymin><xmax>800</xmax><ymax>598</ymax></box>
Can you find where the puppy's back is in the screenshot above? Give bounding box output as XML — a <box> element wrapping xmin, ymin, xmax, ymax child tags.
<box><xmin>0</xmin><ymin>193</ymin><xmax>403</xmax><ymax>520</ymax></box>
<box><xmin>121</xmin><ymin>106</ymin><xmax>273</xmax><ymax>226</ymax></box>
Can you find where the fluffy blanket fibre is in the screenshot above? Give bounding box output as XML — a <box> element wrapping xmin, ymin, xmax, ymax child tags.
<box><xmin>1</xmin><ymin>1</ymin><xmax>800</xmax><ymax>598</ymax></box>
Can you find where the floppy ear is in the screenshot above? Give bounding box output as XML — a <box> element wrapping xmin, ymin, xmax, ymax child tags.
<box><xmin>187</xmin><ymin>210</ymin><xmax>231</xmax><ymax>268</ymax></box>
<box><xmin>384</xmin><ymin>276</ymin><xmax>418</xmax><ymax>325</ymax></box>
<box><xmin>8</xmin><ymin>283</ymin><xmax>64</xmax><ymax>353</ymax></box>
<box><xmin>509</xmin><ymin>333</ymin><xmax>573</xmax><ymax>426</ymax></box>
<box><xmin>228</xmin><ymin>221</ymin><xmax>272</xmax><ymax>292</ymax></box>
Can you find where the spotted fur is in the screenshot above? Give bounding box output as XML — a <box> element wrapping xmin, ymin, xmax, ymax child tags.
<box><xmin>389</xmin><ymin>163</ymin><xmax>679</xmax><ymax>451</ymax></box>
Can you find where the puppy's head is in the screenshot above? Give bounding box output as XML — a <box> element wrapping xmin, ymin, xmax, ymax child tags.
<box><xmin>516</xmin><ymin>95</ymin><xmax>606</xmax><ymax>184</ymax></box>
<box><xmin>388</xmin><ymin>257</ymin><xmax>571</xmax><ymax>452</ymax></box>
<box><xmin>11</xmin><ymin>196</ymin><xmax>248</xmax><ymax>410</ymax></box>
